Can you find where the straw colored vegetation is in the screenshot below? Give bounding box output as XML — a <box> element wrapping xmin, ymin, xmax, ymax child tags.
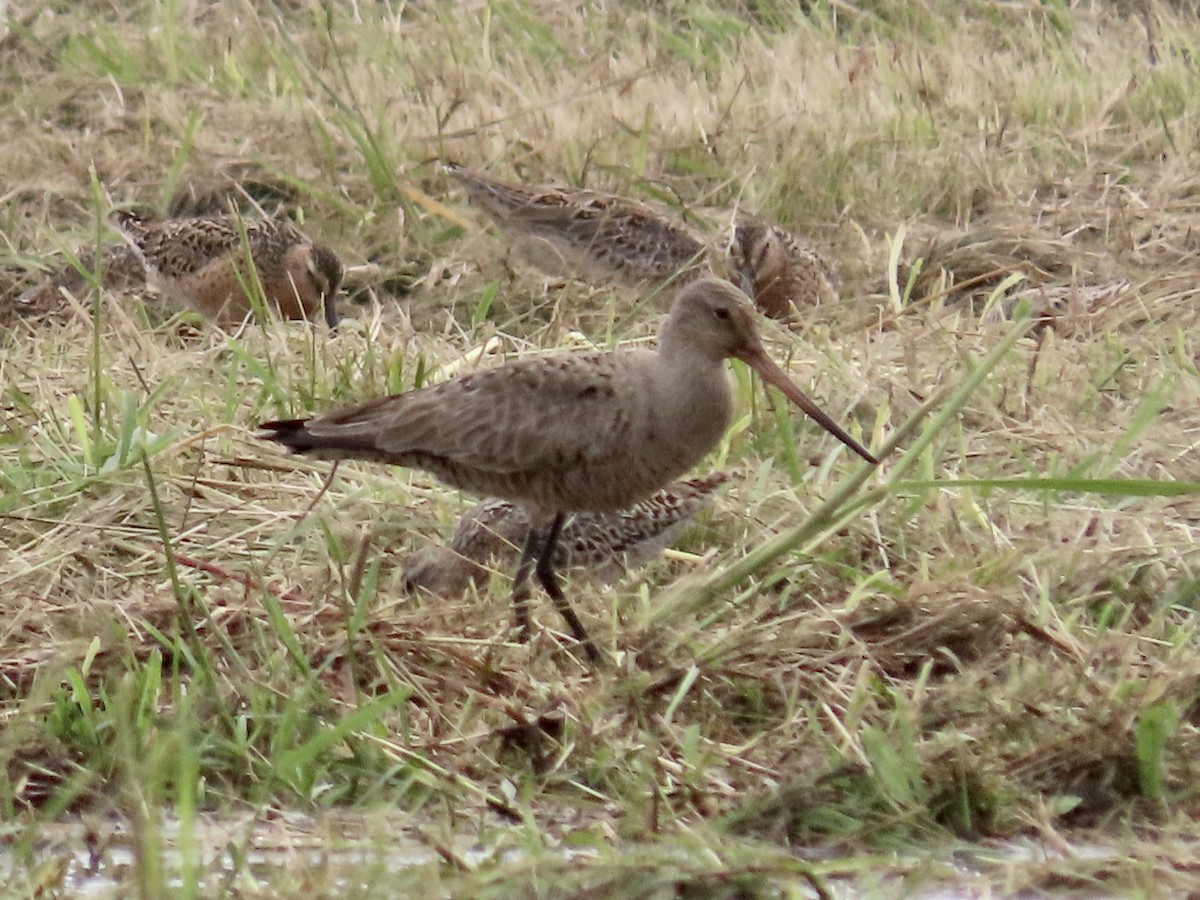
<box><xmin>3</xmin><ymin>0</ymin><xmax>1200</xmax><ymax>895</ymax></box>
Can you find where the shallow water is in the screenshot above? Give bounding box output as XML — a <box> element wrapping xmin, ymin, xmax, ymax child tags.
<box><xmin>2</xmin><ymin>810</ymin><xmax>489</xmax><ymax>896</ymax></box>
<box><xmin>0</xmin><ymin>810</ymin><xmax>1157</xmax><ymax>898</ymax></box>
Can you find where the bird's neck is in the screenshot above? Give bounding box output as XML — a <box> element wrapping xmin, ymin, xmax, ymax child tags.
<box><xmin>657</xmin><ymin>322</ymin><xmax>720</xmax><ymax>368</ymax></box>
<box><xmin>648</xmin><ymin>344</ymin><xmax>734</xmax><ymax>455</ymax></box>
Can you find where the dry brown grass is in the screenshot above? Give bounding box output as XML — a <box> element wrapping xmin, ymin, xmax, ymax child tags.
<box><xmin>4</xmin><ymin>0</ymin><xmax>1200</xmax><ymax>894</ymax></box>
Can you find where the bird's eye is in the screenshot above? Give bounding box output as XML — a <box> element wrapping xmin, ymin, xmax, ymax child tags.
<box><xmin>714</xmin><ymin>307</ymin><xmax>731</xmax><ymax>320</ymax></box>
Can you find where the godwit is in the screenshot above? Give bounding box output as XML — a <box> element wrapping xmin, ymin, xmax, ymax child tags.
<box><xmin>723</xmin><ymin>223</ymin><xmax>839</xmax><ymax>320</ymax></box>
<box><xmin>403</xmin><ymin>472</ymin><xmax>730</xmax><ymax>598</ymax></box>
<box><xmin>260</xmin><ymin>278</ymin><xmax>876</xmax><ymax>663</ymax></box>
<box><xmin>444</xmin><ymin>162</ymin><xmax>708</xmax><ymax>290</ymax></box>
<box><xmin>116</xmin><ymin>212</ymin><xmax>342</xmax><ymax>328</ymax></box>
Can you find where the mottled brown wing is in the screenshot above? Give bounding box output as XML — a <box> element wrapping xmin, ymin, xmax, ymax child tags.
<box><xmin>127</xmin><ymin>216</ymin><xmax>296</xmax><ymax>280</ymax></box>
<box><xmin>548</xmin><ymin>196</ymin><xmax>703</xmax><ymax>257</ymax></box>
<box><xmin>308</xmin><ymin>352</ymin><xmax>643</xmax><ymax>473</ymax></box>
<box><xmin>585</xmin><ymin>209</ymin><xmax>706</xmax><ymax>268</ymax></box>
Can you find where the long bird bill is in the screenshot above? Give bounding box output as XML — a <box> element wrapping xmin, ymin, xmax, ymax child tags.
<box><xmin>324</xmin><ymin>294</ymin><xmax>341</xmax><ymax>330</ymax></box>
<box><xmin>736</xmin><ymin>342</ymin><xmax>878</xmax><ymax>466</ymax></box>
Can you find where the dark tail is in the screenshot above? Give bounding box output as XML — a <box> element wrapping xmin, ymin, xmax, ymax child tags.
<box><xmin>259</xmin><ymin>418</ymin><xmax>384</xmax><ymax>458</ymax></box>
<box><xmin>259</xmin><ymin>419</ymin><xmax>320</xmax><ymax>452</ymax></box>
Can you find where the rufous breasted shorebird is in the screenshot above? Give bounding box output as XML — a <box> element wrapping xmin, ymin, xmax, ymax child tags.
<box><xmin>116</xmin><ymin>211</ymin><xmax>342</xmax><ymax>328</ymax></box>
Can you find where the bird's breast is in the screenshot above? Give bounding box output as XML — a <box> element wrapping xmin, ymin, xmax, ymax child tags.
<box><xmin>647</xmin><ymin>366</ymin><xmax>732</xmax><ymax>467</ymax></box>
<box><xmin>573</xmin><ymin>360</ymin><xmax>731</xmax><ymax>508</ymax></box>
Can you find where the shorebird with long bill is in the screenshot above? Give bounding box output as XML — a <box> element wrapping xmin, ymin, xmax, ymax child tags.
<box><xmin>260</xmin><ymin>278</ymin><xmax>877</xmax><ymax>664</ymax></box>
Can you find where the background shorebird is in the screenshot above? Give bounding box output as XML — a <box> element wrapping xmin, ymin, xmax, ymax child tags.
<box><xmin>260</xmin><ymin>278</ymin><xmax>876</xmax><ymax>663</ymax></box>
<box><xmin>723</xmin><ymin>222</ymin><xmax>840</xmax><ymax>320</ymax></box>
<box><xmin>15</xmin><ymin>243</ymin><xmax>147</xmax><ymax>321</ymax></box>
<box><xmin>444</xmin><ymin>161</ymin><xmax>709</xmax><ymax>291</ymax></box>
<box><xmin>446</xmin><ymin>162</ymin><xmax>838</xmax><ymax>322</ymax></box>
<box><xmin>402</xmin><ymin>472</ymin><xmax>730</xmax><ymax>598</ymax></box>
<box><xmin>116</xmin><ymin>211</ymin><xmax>343</xmax><ymax>328</ymax></box>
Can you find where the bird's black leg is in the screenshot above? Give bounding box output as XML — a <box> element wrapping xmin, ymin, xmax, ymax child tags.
<box><xmin>534</xmin><ymin>513</ymin><xmax>603</xmax><ymax>665</ymax></box>
<box><xmin>509</xmin><ymin>524</ymin><xmax>543</xmax><ymax>643</ymax></box>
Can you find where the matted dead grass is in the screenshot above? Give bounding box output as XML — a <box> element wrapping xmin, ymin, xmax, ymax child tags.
<box><xmin>3</xmin><ymin>0</ymin><xmax>1200</xmax><ymax>895</ymax></box>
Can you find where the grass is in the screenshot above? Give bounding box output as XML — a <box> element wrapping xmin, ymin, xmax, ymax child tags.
<box><xmin>3</xmin><ymin>0</ymin><xmax>1200</xmax><ymax>895</ymax></box>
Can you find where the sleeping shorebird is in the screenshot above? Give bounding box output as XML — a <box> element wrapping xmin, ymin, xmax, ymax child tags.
<box><xmin>15</xmin><ymin>243</ymin><xmax>147</xmax><ymax>320</ymax></box>
<box><xmin>446</xmin><ymin>163</ymin><xmax>840</xmax><ymax>321</ymax></box>
<box><xmin>402</xmin><ymin>472</ymin><xmax>730</xmax><ymax>598</ymax></box>
<box><xmin>723</xmin><ymin>223</ymin><xmax>840</xmax><ymax>319</ymax></box>
<box><xmin>444</xmin><ymin>162</ymin><xmax>709</xmax><ymax>291</ymax></box>
<box><xmin>260</xmin><ymin>278</ymin><xmax>877</xmax><ymax>663</ymax></box>
<box><xmin>116</xmin><ymin>212</ymin><xmax>343</xmax><ymax>328</ymax></box>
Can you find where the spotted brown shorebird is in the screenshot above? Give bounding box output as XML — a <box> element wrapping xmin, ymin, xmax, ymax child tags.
<box><xmin>260</xmin><ymin>278</ymin><xmax>877</xmax><ymax>663</ymax></box>
<box><xmin>445</xmin><ymin>162</ymin><xmax>839</xmax><ymax>322</ymax></box>
<box><xmin>15</xmin><ymin>243</ymin><xmax>147</xmax><ymax>321</ymax></box>
<box><xmin>723</xmin><ymin>222</ymin><xmax>840</xmax><ymax>319</ymax></box>
<box><xmin>403</xmin><ymin>472</ymin><xmax>730</xmax><ymax>598</ymax></box>
<box><xmin>116</xmin><ymin>212</ymin><xmax>342</xmax><ymax>328</ymax></box>
<box><xmin>444</xmin><ymin>161</ymin><xmax>709</xmax><ymax>291</ymax></box>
